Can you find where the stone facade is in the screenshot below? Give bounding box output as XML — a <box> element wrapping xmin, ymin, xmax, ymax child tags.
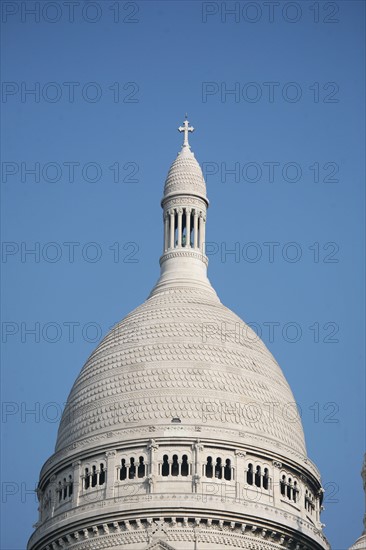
<box><xmin>28</xmin><ymin>119</ymin><xmax>330</xmax><ymax>550</ymax></box>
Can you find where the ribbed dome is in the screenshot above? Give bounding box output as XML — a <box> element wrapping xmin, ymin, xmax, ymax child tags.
<box><xmin>350</xmin><ymin>535</ymin><xmax>366</xmax><ymax>550</ymax></box>
<box><xmin>29</xmin><ymin>119</ymin><xmax>329</xmax><ymax>550</ymax></box>
<box><xmin>163</xmin><ymin>147</ymin><xmax>207</xmax><ymax>201</ymax></box>
<box><xmin>56</xmin><ymin>282</ymin><xmax>306</xmax><ymax>457</ymax></box>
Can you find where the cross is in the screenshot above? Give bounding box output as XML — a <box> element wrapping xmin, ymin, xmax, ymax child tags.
<box><xmin>178</xmin><ymin>114</ymin><xmax>194</xmax><ymax>147</ymax></box>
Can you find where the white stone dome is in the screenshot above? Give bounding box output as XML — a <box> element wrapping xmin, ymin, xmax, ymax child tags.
<box><xmin>163</xmin><ymin>146</ymin><xmax>207</xmax><ymax>202</ymax></box>
<box><xmin>350</xmin><ymin>535</ymin><xmax>366</xmax><ymax>550</ymax></box>
<box><xmin>56</xmin><ymin>282</ymin><xmax>306</xmax><ymax>459</ymax></box>
<box><xmin>28</xmin><ymin>119</ymin><xmax>329</xmax><ymax>550</ymax></box>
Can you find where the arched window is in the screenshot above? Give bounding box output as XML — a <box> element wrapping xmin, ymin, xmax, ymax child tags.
<box><xmin>263</xmin><ymin>468</ymin><xmax>269</xmax><ymax>490</ymax></box>
<box><xmin>99</xmin><ymin>464</ymin><xmax>105</xmax><ymax>485</ymax></box>
<box><xmin>91</xmin><ymin>465</ymin><xmax>98</xmax><ymax>487</ymax></box>
<box><xmin>246</xmin><ymin>463</ymin><xmax>253</xmax><ymax>485</ymax></box>
<box><xmin>162</xmin><ymin>455</ymin><xmax>169</xmax><ymax>477</ymax></box>
<box><xmin>138</xmin><ymin>456</ymin><xmax>145</xmax><ymax>478</ymax></box>
<box><xmin>182</xmin><ymin>211</ymin><xmax>187</xmax><ymax>247</ymax></box>
<box><xmin>129</xmin><ymin>458</ymin><xmax>136</xmax><ymax>479</ymax></box>
<box><xmin>205</xmin><ymin>457</ymin><xmax>213</xmax><ymax>478</ymax></box>
<box><xmin>224</xmin><ymin>459</ymin><xmax>232</xmax><ymax>481</ymax></box>
<box><xmin>63</xmin><ymin>478</ymin><xmax>67</xmax><ymax>499</ymax></box>
<box><xmin>255</xmin><ymin>466</ymin><xmax>261</xmax><ymax>488</ymax></box>
<box><xmin>181</xmin><ymin>455</ymin><xmax>189</xmax><ymax>476</ymax></box>
<box><xmin>68</xmin><ymin>475</ymin><xmax>73</xmax><ymax>497</ymax></box>
<box><xmin>172</xmin><ymin>455</ymin><xmax>179</xmax><ymax>476</ymax></box>
<box><xmin>280</xmin><ymin>475</ymin><xmax>286</xmax><ymax>496</ymax></box>
<box><xmin>293</xmin><ymin>480</ymin><xmax>298</xmax><ymax>502</ymax></box>
<box><xmin>58</xmin><ymin>481</ymin><xmax>62</xmax><ymax>501</ymax></box>
<box><xmin>120</xmin><ymin>459</ymin><xmax>127</xmax><ymax>481</ymax></box>
<box><xmin>84</xmin><ymin>468</ymin><xmax>90</xmax><ymax>490</ymax></box>
<box><xmin>215</xmin><ymin>458</ymin><xmax>222</xmax><ymax>479</ymax></box>
<box><xmin>174</xmin><ymin>211</ymin><xmax>178</xmax><ymax>247</ymax></box>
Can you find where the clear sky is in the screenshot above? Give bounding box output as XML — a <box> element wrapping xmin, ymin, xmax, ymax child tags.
<box><xmin>1</xmin><ymin>1</ymin><xmax>365</xmax><ymax>549</ymax></box>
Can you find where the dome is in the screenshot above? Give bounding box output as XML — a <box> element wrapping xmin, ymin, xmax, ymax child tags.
<box><xmin>350</xmin><ymin>535</ymin><xmax>366</xmax><ymax>550</ymax></box>
<box><xmin>163</xmin><ymin>146</ymin><xmax>207</xmax><ymax>202</ymax></box>
<box><xmin>56</xmin><ymin>282</ymin><xmax>306</xmax><ymax>459</ymax></box>
<box><xmin>28</xmin><ymin>118</ymin><xmax>329</xmax><ymax>550</ymax></box>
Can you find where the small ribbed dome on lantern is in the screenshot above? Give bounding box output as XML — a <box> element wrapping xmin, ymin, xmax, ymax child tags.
<box><xmin>163</xmin><ymin>147</ymin><xmax>207</xmax><ymax>202</ymax></box>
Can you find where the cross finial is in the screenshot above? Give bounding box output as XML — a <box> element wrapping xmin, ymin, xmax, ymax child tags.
<box><xmin>178</xmin><ymin>115</ymin><xmax>194</xmax><ymax>148</ymax></box>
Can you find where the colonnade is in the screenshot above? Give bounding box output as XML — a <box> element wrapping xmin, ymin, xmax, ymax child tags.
<box><xmin>163</xmin><ymin>207</ymin><xmax>206</xmax><ymax>253</ymax></box>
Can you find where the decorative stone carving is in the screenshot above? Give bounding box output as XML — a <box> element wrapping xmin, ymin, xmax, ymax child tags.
<box><xmin>192</xmin><ymin>474</ymin><xmax>200</xmax><ymax>486</ymax></box>
<box><xmin>235</xmin><ymin>450</ymin><xmax>246</xmax><ymax>458</ymax></box>
<box><xmin>192</xmin><ymin>439</ymin><xmax>203</xmax><ymax>452</ymax></box>
<box><xmin>148</xmin><ymin>439</ymin><xmax>159</xmax><ymax>451</ymax></box>
<box><xmin>160</xmin><ymin>249</ymin><xmax>209</xmax><ymax>265</ymax></box>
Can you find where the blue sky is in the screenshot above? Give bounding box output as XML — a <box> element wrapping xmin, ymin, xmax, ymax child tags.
<box><xmin>1</xmin><ymin>1</ymin><xmax>365</xmax><ymax>549</ymax></box>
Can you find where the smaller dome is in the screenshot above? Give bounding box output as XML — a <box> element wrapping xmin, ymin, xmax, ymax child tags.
<box><xmin>349</xmin><ymin>534</ymin><xmax>366</xmax><ymax>550</ymax></box>
<box><xmin>163</xmin><ymin>147</ymin><xmax>207</xmax><ymax>202</ymax></box>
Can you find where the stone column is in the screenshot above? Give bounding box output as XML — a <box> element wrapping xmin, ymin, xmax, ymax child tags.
<box><xmin>49</xmin><ymin>474</ymin><xmax>57</xmax><ymax>518</ymax></box>
<box><xmin>186</xmin><ymin>208</ymin><xmax>191</xmax><ymax>248</ymax></box>
<box><xmin>317</xmin><ymin>487</ymin><xmax>324</xmax><ymax>525</ymax></box>
<box><xmin>164</xmin><ymin>213</ymin><xmax>169</xmax><ymax>252</ymax></box>
<box><xmin>272</xmin><ymin>461</ymin><xmax>282</xmax><ymax>506</ymax></box>
<box><xmin>169</xmin><ymin>210</ymin><xmax>175</xmax><ymax>249</ymax></box>
<box><xmin>235</xmin><ymin>451</ymin><xmax>246</xmax><ymax>501</ymax></box>
<box><xmin>193</xmin><ymin>210</ymin><xmax>199</xmax><ymax>249</ymax></box>
<box><xmin>71</xmin><ymin>461</ymin><xmax>81</xmax><ymax>507</ymax></box>
<box><xmin>177</xmin><ymin>208</ymin><xmax>183</xmax><ymax>247</ymax></box>
<box><xmin>116</xmin><ymin>459</ymin><xmax>121</xmax><ymax>482</ymax></box>
<box><xmin>200</xmin><ymin>214</ymin><xmax>206</xmax><ymax>254</ymax></box>
<box><xmin>148</xmin><ymin>439</ymin><xmax>159</xmax><ymax>493</ymax></box>
<box><xmin>192</xmin><ymin>440</ymin><xmax>203</xmax><ymax>494</ymax></box>
<box><xmin>105</xmin><ymin>451</ymin><xmax>117</xmax><ymax>500</ymax></box>
<box><xmin>36</xmin><ymin>487</ymin><xmax>42</xmax><ymax>523</ymax></box>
